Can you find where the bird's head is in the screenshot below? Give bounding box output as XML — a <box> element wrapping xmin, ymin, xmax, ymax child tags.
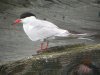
<box><xmin>12</xmin><ymin>12</ymin><xmax>36</xmax><ymax>25</ymax></box>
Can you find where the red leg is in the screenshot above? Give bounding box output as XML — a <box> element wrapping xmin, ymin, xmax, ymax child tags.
<box><xmin>41</xmin><ymin>42</ymin><xmax>44</xmax><ymax>50</ymax></box>
<box><xmin>45</xmin><ymin>41</ymin><xmax>49</xmax><ymax>50</ymax></box>
<box><xmin>37</xmin><ymin>42</ymin><xmax>44</xmax><ymax>53</ymax></box>
<box><xmin>37</xmin><ymin>41</ymin><xmax>49</xmax><ymax>53</ymax></box>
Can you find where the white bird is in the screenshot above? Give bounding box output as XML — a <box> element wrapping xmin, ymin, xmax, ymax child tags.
<box><xmin>13</xmin><ymin>12</ymin><xmax>90</xmax><ymax>52</ymax></box>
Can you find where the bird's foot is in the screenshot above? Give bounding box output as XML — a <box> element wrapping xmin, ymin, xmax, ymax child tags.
<box><xmin>37</xmin><ymin>48</ymin><xmax>47</xmax><ymax>54</ymax></box>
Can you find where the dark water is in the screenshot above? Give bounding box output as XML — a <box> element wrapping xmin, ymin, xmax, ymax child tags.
<box><xmin>0</xmin><ymin>0</ymin><xmax>100</xmax><ymax>64</ymax></box>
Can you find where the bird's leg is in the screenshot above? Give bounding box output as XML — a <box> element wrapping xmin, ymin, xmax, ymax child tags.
<box><xmin>37</xmin><ymin>40</ymin><xmax>49</xmax><ymax>53</ymax></box>
<box><xmin>37</xmin><ymin>42</ymin><xmax>44</xmax><ymax>53</ymax></box>
<box><xmin>45</xmin><ymin>41</ymin><xmax>49</xmax><ymax>50</ymax></box>
<box><xmin>41</xmin><ymin>42</ymin><xmax>44</xmax><ymax>50</ymax></box>
<box><xmin>41</xmin><ymin>39</ymin><xmax>49</xmax><ymax>50</ymax></box>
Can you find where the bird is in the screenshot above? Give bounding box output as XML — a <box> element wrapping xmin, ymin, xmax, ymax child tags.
<box><xmin>12</xmin><ymin>12</ymin><xmax>90</xmax><ymax>52</ymax></box>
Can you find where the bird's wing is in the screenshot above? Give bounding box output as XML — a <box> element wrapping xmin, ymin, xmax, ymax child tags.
<box><xmin>26</xmin><ymin>19</ymin><xmax>70</xmax><ymax>41</ymax></box>
<box><xmin>34</xmin><ymin>19</ymin><xmax>59</xmax><ymax>28</ymax></box>
<box><xmin>27</xmin><ymin>20</ymin><xmax>61</xmax><ymax>41</ymax></box>
<box><xmin>30</xmin><ymin>26</ymin><xmax>59</xmax><ymax>40</ymax></box>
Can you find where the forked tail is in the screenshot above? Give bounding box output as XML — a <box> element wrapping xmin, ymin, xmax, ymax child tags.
<box><xmin>69</xmin><ymin>33</ymin><xmax>94</xmax><ymax>41</ymax></box>
<box><xmin>55</xmin><ymin>29</ymin><xmax>94</xmax><ymax>41</ymax></box>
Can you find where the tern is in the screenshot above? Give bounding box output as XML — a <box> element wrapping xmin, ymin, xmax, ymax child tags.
<box><xmin>13</xmin><ymin>12</ymin><xmax>90</xmax><ymax>52</ymax></box>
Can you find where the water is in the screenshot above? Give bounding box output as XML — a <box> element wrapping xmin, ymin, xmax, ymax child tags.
<box><xmin>0</xmin><ymin>0</ymin><xmax>100</xmax><ymax>64</ymax></box>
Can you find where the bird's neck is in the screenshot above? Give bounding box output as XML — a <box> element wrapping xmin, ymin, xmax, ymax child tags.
<box><xmin>22</xmin><ymin>16</ymin><xmax>36</xmax><ymax>24</ymax></box>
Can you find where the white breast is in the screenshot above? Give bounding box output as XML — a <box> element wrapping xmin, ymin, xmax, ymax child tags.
<box><xmin>23</xmin><ymin>24</ymin><xmax>39</xmax><ymax>41</ymax></box>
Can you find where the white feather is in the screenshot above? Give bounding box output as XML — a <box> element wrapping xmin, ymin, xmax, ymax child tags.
<box><xmin>21</xmin><ymin>16</ymin><xmax>92</xmax><ymax>41</ymax></box>
<box><xmin>21</xmin><ymin>16</ymin><xmax>70</xmax><ymax>41</ymax></box>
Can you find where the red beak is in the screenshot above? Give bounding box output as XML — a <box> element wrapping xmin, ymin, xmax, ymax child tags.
<box><xmin>12</xmin><ymin>19</ymin><xmax>22</xmax><ymax>25</ymax></box>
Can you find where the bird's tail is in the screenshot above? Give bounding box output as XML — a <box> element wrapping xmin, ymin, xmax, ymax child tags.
<box><xmin>69</xmin><ymin>33</ymin><xmax>87</xmax><ymax>37</ymax></box>
<box><xmin>69</xmin><ymin>33</ymin><xmax>94</xmax><ymax>41</ymax></box>
<box><xmin>55</xmin><ymin>29</ymin><xmax>94</xmax><ymax>41</ymax></box>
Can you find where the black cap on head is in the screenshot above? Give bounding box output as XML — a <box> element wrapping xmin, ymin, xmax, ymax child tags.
<box><xmin>20</xmin><ymin>12</ymin><xmax>36</xmax><ymax>19</ymax></box>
